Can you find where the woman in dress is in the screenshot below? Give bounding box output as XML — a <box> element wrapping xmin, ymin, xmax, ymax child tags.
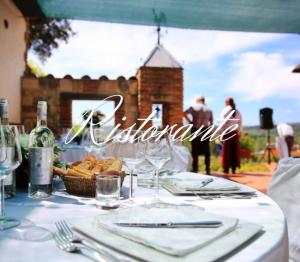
<box><xmin>220</xmin><ymin>97</ymin><xmax>242</xmax><ymax>174</ymax></box>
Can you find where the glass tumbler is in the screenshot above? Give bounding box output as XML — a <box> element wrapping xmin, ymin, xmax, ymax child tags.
<box><xmin>95</xmin><ymin>174</ymin><xmax>120</xmax><ymax>209</ymax></box>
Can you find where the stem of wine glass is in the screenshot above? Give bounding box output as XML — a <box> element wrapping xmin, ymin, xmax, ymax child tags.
<box><xmin>155</xmin><ymin>169</ymin><xmax>159</xmax><ymax>199</ymax></box>
<box><xmin>0</xmin><ymin>179</ymin><xmax>5</xmax><ymax>219</ymax></box>
<box><xmin>129</xmin><ymin>169</ymin><xmax>133</xmax><ymax>199</ymax></box>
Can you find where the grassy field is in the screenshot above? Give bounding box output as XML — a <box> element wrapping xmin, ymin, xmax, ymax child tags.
<box><xmin>197</xmin><ymin>156</ymin><xmax>270</xmax><ymax>173</ymax></box>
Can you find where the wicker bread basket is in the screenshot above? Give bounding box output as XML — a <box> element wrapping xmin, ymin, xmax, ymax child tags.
<box><xmin>61</xmin><ymin>173</ymin><xmax>126</xmax><ymax>197</ymax></box>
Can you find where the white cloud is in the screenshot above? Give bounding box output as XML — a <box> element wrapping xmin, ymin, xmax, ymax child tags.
<box><xmin>165</xmin><ymin>30</ymin><xmax>282</xmax><ymax>64</ymax></box>
<box><xmin>227</xmin><ymin>52</ymin><xmax>300</xmax><ymax>101</ymax></box>
<box><xmin>29</xmin><ymin>20</ymin><xmax>283</xmax><ymax>79</ymax></box>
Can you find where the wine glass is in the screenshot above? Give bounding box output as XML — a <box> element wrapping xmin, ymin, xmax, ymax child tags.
<box><xmin>0</xmin><ymin>125</ymin><xmax>22</xmax><ymax>230</ymax></box>
<box><xmin>81</xmin><ymin>128</ymin><xmax>107</xmax><ymax>158</ymax></box>
<box><xmin>16</xmin><ymin>125</ymin><xmax>26</xmax><ymax>135</ymax></box>
<box><xmin>114</xmin><ymin>130</ymin><xmax>146</xmax><ymax>200</ymax></box>
<box><xmin>145</xmin><ymin>131</ymin><xmax>172</xmax><ymax>202</ymax></box>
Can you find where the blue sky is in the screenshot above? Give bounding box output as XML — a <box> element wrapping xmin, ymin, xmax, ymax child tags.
<box><xmin>29</xmin><ymin>21</ymin><xmax>300</xmax><ymax>126</ymax></box>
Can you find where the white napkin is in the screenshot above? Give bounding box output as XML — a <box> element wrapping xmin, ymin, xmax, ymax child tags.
<box><xmin>268</xmin><ymin>157</ymin><xmax>300</xmax><ymax>261</ymax></box>
<box><xmin>170</xmin><ymin>178</ymin><xmax>240</xmax><ymax>191</ymax></box>
<box><xmin>95</xmin><ymin>203</ymin><xmax>238</xmax><ymax>256</ymax></box>
<box><xmin>166</xmin><ymin>172</ymin><xmax>240</xmax><ymax>191</ymax></box>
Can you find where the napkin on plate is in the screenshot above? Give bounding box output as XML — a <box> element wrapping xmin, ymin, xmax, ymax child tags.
<box><xmin>165</xmin><ymin>172</ymin><xmax>240</xmax><ymax>191</ymax></box>
<box><xmin>169</xmin><ymin>178</ymin><xmax>240</xmax><ymax>191</ymax></box>
<box><xmin>95</xmin><ymin>203</ymin><xmax>238</xmax><ymax>256</ymax></box>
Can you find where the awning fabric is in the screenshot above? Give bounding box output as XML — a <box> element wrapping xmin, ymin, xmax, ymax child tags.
<box><xmin>14</xmin><ymin>0</ymin><xmax>300</xmax><ymax>33</ymax></box>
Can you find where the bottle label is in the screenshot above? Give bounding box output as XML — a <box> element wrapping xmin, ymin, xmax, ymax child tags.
<box><xmin>29</xmin><ymin>148</ymin><xmax>53</xmax><ymax>185</ymax></box>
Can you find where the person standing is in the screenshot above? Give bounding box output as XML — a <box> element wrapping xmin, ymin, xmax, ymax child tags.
<box><xmin>220</xmin><ymin>97</ymin><xmax>242</xmax><ymax>174</ymax></box>
<box><xmin>184</xmin><ymin>96</ymin><xmax>213</xmax><ymax>174</ymax></box>
<box><xmin>277</xmin><ymin>123</ymin><xmax>295</xmax><ymax>157</ymax></box>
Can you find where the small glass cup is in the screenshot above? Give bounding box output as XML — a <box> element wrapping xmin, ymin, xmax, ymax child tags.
<box><xmin>95</xmin><ymin>174</ymin><xmax>120</xmax><ymax>209</ymax></box>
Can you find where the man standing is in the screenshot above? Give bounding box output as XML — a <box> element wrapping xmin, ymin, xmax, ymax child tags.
<box><xmin>277</xmin><ymin>123</ymin><xmax>295</xmax><ymax>157</ymax></box>
<box><xmin>184</xmin><ymin>96</ymin><xmax>213</xmax><ymax>174</ymax></box>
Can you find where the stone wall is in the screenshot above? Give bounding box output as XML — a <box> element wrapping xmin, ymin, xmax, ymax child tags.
<box><xmin>21</xmin><ymin>75</ymin><xmax>138</xmax><ymax>135</ymax></box>
<box><xmin>21</xmin><ymin>66</ymin><xmax>184</xmax><ymax>135</ymax></box>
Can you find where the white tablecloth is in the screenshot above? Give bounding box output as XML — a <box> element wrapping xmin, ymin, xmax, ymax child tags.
<box><xmin>60</xmin><ymin>144</ymin><xmax>192</xmax><ymax>171</ymax></box>
<box><xmin>1</xmin><ymin>177</ymin><xmax>288</xmax><ymax>262</ymax></box>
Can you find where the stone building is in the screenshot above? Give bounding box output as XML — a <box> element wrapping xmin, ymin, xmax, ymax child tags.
<box><xmin>21</xmin><ymin>43</ymin><xmax>184</xmax><ymax>134</ymax></box>
<box><xmin>0</xmin><ymin>1</ymin><xmax>183</xmax><ymax>133</ymax></box>
<box><xmin>0</xmin><ymin>0</ymin><xmax>26</xmax><ymax>123</ymax></box>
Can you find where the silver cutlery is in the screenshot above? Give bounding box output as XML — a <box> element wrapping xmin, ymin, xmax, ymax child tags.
<box><xmin>114</xmin><ymin>221</ymin><xmax>222</xmax><ymax>228</ymax></box>
<box><xmin>193</xmin><ymin>192</ymin><xmax>214</xmax><ymax>200</ymax></box>
<box><xmin>53</xmin><ymin>232</ymin><xmax>107</xmax><ymax>262</ymax></box>
<box><xmin>194</xmin><ymin>192</ymin><xmax>257</xmax><ymax>200</ymax></box>
<box><xmin>55</xmin><ymin>220</ymin><xmax>124</xmax><ymax>262</ymax></box>
<box><xmin>219</xmin><ymin>193</ymin><xmax>257</xmax><ymax>199</ymax></box>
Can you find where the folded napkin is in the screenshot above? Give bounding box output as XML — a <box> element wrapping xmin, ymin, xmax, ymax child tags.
<box><xmin>95</xmin><ymin>203</ymin><xmax>238</xmax><ymax>256</ymax></box>
<box><xmin>165</xmin><ymin>172</ymin><xmax>240</xmax><ymax>191</ymax></box>
<box><xmin>170</xmin><ymin>178</ymin><xmax>240</xmax><ymax>191</ymax></box>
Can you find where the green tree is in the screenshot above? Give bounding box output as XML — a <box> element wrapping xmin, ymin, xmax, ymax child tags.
<box><xmin>28</xmin><ymin>18</ymin><xmax>75</xmax><ymax>62</ymax></box>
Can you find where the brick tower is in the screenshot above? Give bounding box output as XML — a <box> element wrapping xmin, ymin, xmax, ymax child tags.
<box><xmin>136</xmin><ymin>44</ymin><xmax>183</xmax><ymax>129</ymax></box>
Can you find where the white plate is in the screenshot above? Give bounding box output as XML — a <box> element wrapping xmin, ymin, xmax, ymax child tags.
<box><xmin>72</xmin><ymin>217</ymin><xmax>262</xmax><ymax>262</ymax></box>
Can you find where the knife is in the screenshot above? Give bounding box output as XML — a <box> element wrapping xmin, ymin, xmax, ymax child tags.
<box><xmin>114</xmin><ymin>221</ymin><xmax>222</xmax><ymax>228</ymax></box>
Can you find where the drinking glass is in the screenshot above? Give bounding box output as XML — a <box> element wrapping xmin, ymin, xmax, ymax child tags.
<box><xmin>145</xmin><ymin>132</ymin><xmax>172</xmax><ymax>201</ymax></box>
<box><xmin>93</xmin><ymin>128</ymin><xmax>106</xmax><ymax>144</ymax></box>
<box><xmin>0</xmin><ymin>125</ymin><xmax>22</xmax><ymax>230</ymax></box>
<box><xmin>4</xmin><ymin>125</ymin><xmax>24</xmax><ymax>199</ymax></box>
<box><xmin>95</xmin><ymin>174</ymin><xmax>120</xmax><ymax>209</ymax></box>
<box><xmin>114</xmin><ymin>130</ymin><xmax>146</xmax><ymax>200</ymax></box>
<box><xmin>59</xmin><ymin>127</ymin><xmax>70</xmax><ymax>142</ymax></box>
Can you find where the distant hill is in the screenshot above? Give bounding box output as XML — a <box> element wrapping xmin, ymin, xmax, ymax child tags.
<box><xmin>244</xmin><ymin>123</ymin><xmax>300</xmax><ymax>148</ymax></box>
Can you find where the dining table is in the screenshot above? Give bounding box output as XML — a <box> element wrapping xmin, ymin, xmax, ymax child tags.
<box><xmin>1</xmin><ymin>175</ymin><xmax>288</xmax><ymax>262</ymax></box>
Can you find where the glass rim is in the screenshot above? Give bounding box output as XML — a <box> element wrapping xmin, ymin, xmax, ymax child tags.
<box><xmin>96</xmin><ymin>174</ymin><xmax>120</xmax><ymax>179</ymax></box>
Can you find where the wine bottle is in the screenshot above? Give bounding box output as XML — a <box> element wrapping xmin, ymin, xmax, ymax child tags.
<box><xmin>28</xmin><ymin>101</ymin><xmax>54</xmax><ymax>199</ymax></box>
<box><xmin>0</xmin><ymin>98</ymin><xmax>16</xmax><ymax>199</ymax></box>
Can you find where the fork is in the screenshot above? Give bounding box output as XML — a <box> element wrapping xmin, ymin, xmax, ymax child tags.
<box><xmin>55</xmin><ymin>220</ymin><xmax>122</xmax><ymax>262</ymax></box>
<box><xmin>53</xmin><ymin>232</ymin><xmax>107</xmax><ymax>262</ymax></box>
<box><xmin>194</xmin><ymin>192</ymin><xmax>257</xmax><ymax>200</ymax></box>
<box><xmin>193</xmin><ymin>192</ymin><xmax>214</xmax><ymax>200</ymax></box>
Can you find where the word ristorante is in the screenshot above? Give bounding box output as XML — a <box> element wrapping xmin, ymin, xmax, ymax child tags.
<box><xmin>65</xmin><ymin>95</ymin><xmax>240</xmax><ymax>145</ymax></box>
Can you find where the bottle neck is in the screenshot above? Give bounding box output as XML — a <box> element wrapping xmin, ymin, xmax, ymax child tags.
<box><xmin>36</xmin><ymin>119</ymin><xmax>47</xmax><ymax>127</ymax></box>
<box><xmin>0</xmin><ymin>104</ymin><xmax>9</xmax><ymax>125</ymax></box>
<box><xmin>37</xmin><ymin>105</ymin><xmax>47</xmax><ymax>127</ymax></box>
